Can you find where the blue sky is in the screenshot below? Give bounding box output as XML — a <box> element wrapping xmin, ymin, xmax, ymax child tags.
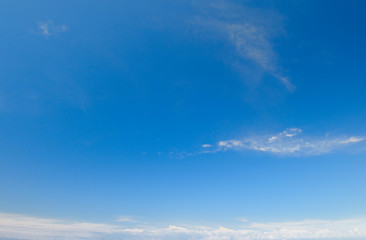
<box><xmin>1</xmin><ymin>0</ymin><xmax>366</xmax><ymax>239</ymax></box>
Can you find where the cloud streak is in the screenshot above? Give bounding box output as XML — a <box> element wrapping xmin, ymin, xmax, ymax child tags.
<box><xmin>0</xmin><ymin>212</ymin><xmax>132</xmax><ymax>240</ymax></box>
<box><xmin>116</xmin><ymin>216</ymin><xmax>137</xmax><ymax>223</ymax></box>
<box><xmin>1</xmin><ymin>212</ymin><xmax>366</xmax><ymax>240</ymax></box>
<box><xmin>204</xmin><ymin>128</ymin><xmax>365</xmax><ymax>156</ymax></box>
<box><xmin>193</xmin><ymin>1</ymin><xmax>294</xmax><ymax>90</ymax></box>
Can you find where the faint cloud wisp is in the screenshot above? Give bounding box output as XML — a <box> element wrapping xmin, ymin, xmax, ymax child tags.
<box><xmin>192</xmin><ymin>1</ymin><xmax>294</xmax><ymax>91</ymax></box>
<box><xmin>116</xmin><ymin>216</ymin><xmax>137</xmax><ymax>223</ymax></box>
<box><xmin>37</xmin><ymin>21</ymin><xmax>68</xmax><ymax>36</ymax></box>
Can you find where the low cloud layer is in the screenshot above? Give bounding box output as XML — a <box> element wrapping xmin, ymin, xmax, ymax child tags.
<box><xmin>1</xmin><ymin>212</ymin><xmax>366</xmax><ymax>240</ymax></box>
<box><xmin>202</xmin><ymin>128</ymin><xmax>365</xmax><ymax>156</ymax></box>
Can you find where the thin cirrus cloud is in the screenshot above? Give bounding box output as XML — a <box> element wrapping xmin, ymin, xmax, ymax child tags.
<box><xmin>116</xmin><ymin>216</ymin><xmax>137</xmax><ymax>223</ymax></box>
<box><xmin>202</xmin><ymin>128</ymin><xmax>365</xmax><ymax>156</ymax></box>
<box><xmin>192</xmin><ymin>1</ymin><xmax>294</xmax><ymax>91</ymax></box>
<box><xmin>37</xmin><ymin>21</ymin><xmax>68</xmax><ymax>36</ymax></box>
<box><xmin>1</xmin><ymin>212</ymin><xmax>366</xmax><ymax>240</ymax></box>
<box><xmin>236</xmin><ymin>217</ymin><xmax>248</xmax><ymax>223</ymax></box>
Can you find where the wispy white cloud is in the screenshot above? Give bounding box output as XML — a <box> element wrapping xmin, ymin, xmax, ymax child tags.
<box><xmin>236</xmin><ymin>217</ymin><xmax>248</xmax><ymax>223</ymax></box>
<box><xmin>201</xmin><ymin>144</ymin><xmax>212</xmax><ymax>148</ymax></box>
<box><xmin>0</xmin><ymin>212</ymin><xmax>132</xmax><ymax>240</ymax></box>
<box><xmin>1</xmin><ymin>212</ymin><xmax>366</xmax><ymax>240</ymax></box>
<box><xmin>116</xmin><ymin>216</ymin><xmax>137</xmax><ymax>223</ymax></box>
<box><xmin>37</xmin><ymin>21</ymin><xmax>68</xmax><ymax>36</ymax></box>
<box><xmin>192</xmin><ymin>1</ymin><xmax>294</xmax><ymax>90</ymax></box>
<box><xmin>204</xmin><ymin>128</ymin><xmax>365</xmax><ymax>156</ymax></box>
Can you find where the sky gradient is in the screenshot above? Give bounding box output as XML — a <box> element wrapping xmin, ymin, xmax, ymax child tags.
<box><xmin>1</xmin><ymin>0</ymin><xmax>366</xmax><ymax>239</ymax></box>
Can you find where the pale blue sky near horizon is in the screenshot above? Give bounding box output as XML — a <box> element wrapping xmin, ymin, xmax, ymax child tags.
<box><xmin>1</xmin><ymin>0</ymin><xmax>366</xmax><ymax>239</ymax></box>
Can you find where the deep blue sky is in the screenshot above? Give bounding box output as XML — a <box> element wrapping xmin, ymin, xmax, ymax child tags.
<box><xmin>1</xmin><ymin>1</ymin><xmax>366</xmax><ymax>239</ymax></box>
